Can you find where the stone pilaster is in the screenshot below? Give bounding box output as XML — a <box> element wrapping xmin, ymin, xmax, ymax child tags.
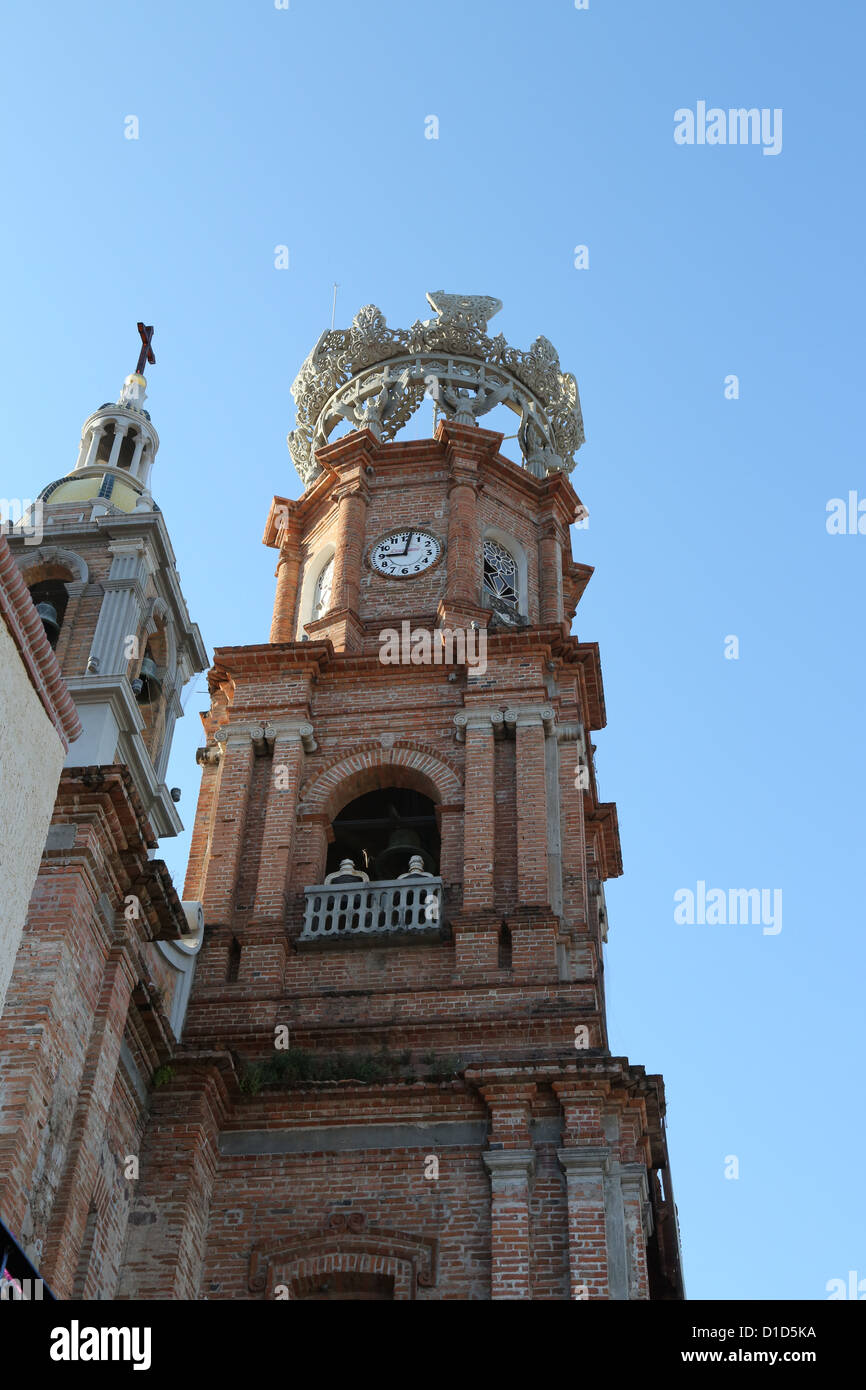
<box><xmin>480</xmin><ymin>1079</ymin><xmax>537</xmax><ymax>1300</ymax></box>
<box><xmin>438</xmin><ymin>420</ymin><xmax>502</xmax><ymax>628</ymax></box>
<box><xmin>270</xmin><ymin>521</ymin><xmax>303</xmax><ymax>644</ymax></box>
<box><xmin>538</xmin><ymin>529</ymin><xmax>564</xmax><ymax>625</ymax></box>
<box><xmin>201</xmin><ymin>725</ymin><xmax>259</xmax><ymax>925</ymax></box>
<box><xmin>482</xmin><ymin>1150</ymin><xmax>536</xmax><ymax>1300</ymax></box>
<box><xmin>619</xmin><ymin>1163</ymin><xmax>652</xmax><ymax>1300</ymax></box>
<box><xmin>557</xmin><ymin>1146</ymin><xmax>612</xmax><ymax>1300</ymax></box>
<box><xmin>556</xmin><ymin>722</ymin><xmax>589</xmax><ymax>931</ymax></box>
<box><xmin>88</xmin><ymin>540</ymin><xmax>150</xmax><ymax>675</ymax></box>
<box><xmin>505</xmin><ymin>705</ymin><xmax>555</xmax><ymax>908</ymax></box>
<box><xmin>451</xmin><ymin>709</ymin><xmax>503</xmax><ymax>975</ymax></box>
<box><xmin>252</xmin><ymin>719</ymin><xmax>316</xmax><ymax>921</ymax></box>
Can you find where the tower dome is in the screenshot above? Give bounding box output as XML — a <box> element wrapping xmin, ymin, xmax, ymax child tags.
<box><xmin>38</xmin><ymin>326</ymin><xmax>160</xmax><ymax>515</ymax></box>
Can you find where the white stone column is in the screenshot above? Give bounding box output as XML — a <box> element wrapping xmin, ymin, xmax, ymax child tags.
<box><xmin>82</xmin><ymin>426</ymin><xmax>104</xmax><ymax>470</ymax></box>
<box><xmin>129</xmin><ymin>432</ymin><xmax>145</xmax><ymax>478</ymax></box>
<box><xmin>138</xmin><ymin>445</ymin><xmax>154</xmax><ymax>490</ymax></box>
<box><xmin>107</xmin><ymin>421</ymin><xmax>128</xmax><ymax>470</ymax></box>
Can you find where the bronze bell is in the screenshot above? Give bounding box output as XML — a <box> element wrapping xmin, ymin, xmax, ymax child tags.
<box><xmin>139</xmin><ymin>655</ymin><xmax>163</xmax><ymax>688</ymax></box>
<box><xmin>374</xmin><ymin>826</ymin><xmax>436</xmax><ymax>880</ymax></box>
<box><xmin>35</xmin><ymin>601</ymin><xmax>60</xmax><ymax>646</ymax></box>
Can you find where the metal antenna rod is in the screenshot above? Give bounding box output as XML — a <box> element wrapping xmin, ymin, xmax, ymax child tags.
<box><xmin>330</xmin><ymin>283</ymin><xmax>339</xmax><ymax>331</ymax></box>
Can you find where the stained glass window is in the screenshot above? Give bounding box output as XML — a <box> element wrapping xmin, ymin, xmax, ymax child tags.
<box><xmin>483</xmin><ymin>538</ymin><xmax>519</xmax><ymax>608</ymax></box>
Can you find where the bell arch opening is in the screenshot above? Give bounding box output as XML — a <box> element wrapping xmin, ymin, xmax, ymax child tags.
<box><xmin>27</xmin><ymin>575</ymin><xmax>72</xmax><ymax>650</ymax></box>
<box><xmin>327</xmin><ymin>787</ymin><xmax>440</xmax><ymax>881</ymax></box>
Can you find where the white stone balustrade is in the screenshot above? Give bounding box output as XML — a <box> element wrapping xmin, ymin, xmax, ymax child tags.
<box><xmin>301</xmin><ymin>877</ymin><xmax>443</xmax><ymax>941</ymax></box>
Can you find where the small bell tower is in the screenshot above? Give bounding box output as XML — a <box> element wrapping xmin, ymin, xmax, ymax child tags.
<box><xmin>12</xmin><ymin>323</ymin><xmax>207</xmax><ymax>837</ymax></box>
<box><xmin>0</xmin><ymin>324</ymin><xmax>208</xmax><ymax>1299</ymax></box>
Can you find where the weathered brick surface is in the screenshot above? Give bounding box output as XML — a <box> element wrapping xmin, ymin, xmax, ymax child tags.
<box><xmin>119</xmin><ymin>427</ymin><xmax>682</xmax><ymax>1301</ymax></box>
<box><xmin>1</xmin><ymin>426</ymin><xmax>683</xmax><ymax>1301</ymax></box>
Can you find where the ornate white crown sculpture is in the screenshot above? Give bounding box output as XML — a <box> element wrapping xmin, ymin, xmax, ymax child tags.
<box><xmin>288</xmin><ymin>292</ymin><xmax>585</xmax><ymax>486</ymax></box>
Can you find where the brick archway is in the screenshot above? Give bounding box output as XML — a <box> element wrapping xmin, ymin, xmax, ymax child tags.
<box><xmin>299</xmin><ymin>743</ymin><xmax>463</xmax><ymax>820</ymax></box>
<box><xmin>249</xmin><ymin>1222</ymin><xmax>439</xmax><ymax>1300</ymax></box>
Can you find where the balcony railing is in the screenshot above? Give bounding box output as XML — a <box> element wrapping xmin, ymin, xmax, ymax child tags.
<box><xmin>301</xmin><ymin>877</ymin><xmax>444</xmax><ymax>942</ymax></box>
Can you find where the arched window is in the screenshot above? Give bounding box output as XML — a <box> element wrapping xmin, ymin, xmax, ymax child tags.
<box><xmin>312</xmin><ymin>554</ymin><xmax>334</xmax><ymax>620</ymax></box>
<box><xmin>95</xmin><ymin>423</ymin><xmax>117</xmax><ymax>466</ymax></box>
<box><xmin>298</xmin><ymin>543</ymin><xmax>337</xmax><ymax>634</ymax></box>
<box><xmin>483</xmin><ymin>536</ymin><xmax>520</xmax><ymax>609</ymax></box>
<box><xmin>135</xmin><ymin>619</ymin><xmax>171</xmax><ymax>764</ymax></box>
<box><xmin>117</xmin><ymin>428</ymin><xmax>137</xmax><ymax>470</ymax></box>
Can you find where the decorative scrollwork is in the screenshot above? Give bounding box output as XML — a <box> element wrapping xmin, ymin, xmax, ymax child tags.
<box><xmin>287</xmin><ymin>292</ymin><xmax>585</xmax><ymax>485</ymax></box>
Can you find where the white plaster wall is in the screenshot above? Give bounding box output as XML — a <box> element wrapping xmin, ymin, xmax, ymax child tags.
<box><xmin>0</xmin><ymin>618</ymin><xmax>66</xmax><ymax>1016</ymax></box>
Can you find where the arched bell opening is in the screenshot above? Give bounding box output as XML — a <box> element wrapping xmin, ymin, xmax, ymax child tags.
<box><xmin>117</xmin><ymin>428</ymin><xmax>138</xmax><ymax>470</ymax></box>
<box><xmin>27</xmin><ymin>576</ymin><xmax>71</xmax><ymax>650</ymax></box>
<box><xmin>94</xmin><ymin>422</ymin><xmax>117</xmax><ymax>466</ymax></box>
<box><xmin>327</xmin><ymin>787</ymin><xmax>440</xmax><ymax>881</ymax></box>
<box><xmin>134</xmin><ymin>623</ymin><xmax>170</xmax><ymax>764</ymax></box>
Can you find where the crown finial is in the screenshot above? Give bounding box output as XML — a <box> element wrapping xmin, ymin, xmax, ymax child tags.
<box><xmin>286</xmin><ymin>292</ymin><xmax>584</xmax><ymax>487</ymax></box>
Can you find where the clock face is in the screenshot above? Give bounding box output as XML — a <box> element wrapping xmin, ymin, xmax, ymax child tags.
<box><xmin>370</xmin><ymin>530</ymin><xmax>441</xmax><ymax>577</ymax></box>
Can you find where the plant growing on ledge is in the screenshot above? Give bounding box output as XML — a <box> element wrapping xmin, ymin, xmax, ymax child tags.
<box><xmin>238</xmin><ymin>1047</ymin><xmax>465</xmax><ymax>1095</ymax></box>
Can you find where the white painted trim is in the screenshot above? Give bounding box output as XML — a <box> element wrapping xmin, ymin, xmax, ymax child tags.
<box><xmin>157</xmin><ymin>901</ymin><xmax>204</xmax><ymax>1039</ymax></box>
<box><xmin>17</xmin><ymin>546</ymin><xmax>89</xmax><ymax>585</ymax></box>
<box><xmin>297</xmin><ymin>541</ymin><xmax>336</xmax><ymax>636</ymax></box>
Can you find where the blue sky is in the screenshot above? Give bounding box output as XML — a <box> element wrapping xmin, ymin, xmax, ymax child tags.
<box><xmin>2</xmin><ymin>0</ymin><xmax>863</xmax><ymax>1301</ymax></box>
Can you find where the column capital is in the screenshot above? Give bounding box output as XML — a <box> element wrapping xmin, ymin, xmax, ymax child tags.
<box><xmin>556</xmin><ymin>720</ymin><xmax>585</xmax><ymax>746</ymax></box>
<box><xmin>616</xmin><ymin>1162</ymin><xmax>650</xmax><ymax>1198</ymax></box>
<box><xmin>106</xmin><ymin>538</ymin><xmax>148</xmax><ymax>558</ymax></box>
<box><xmin>276</xmin><ymin>529</ymin><xmax>303</xmax><ymax>563</ymax></box>
<box><xmin>453</xmin><ymin>707</ymin><xmax>505</xmax><ymax>742</ymax></box>
<box><xmin>504</xmin><ymin>704</ymin><xmax>555</xmax><ymax>735</ymax></box>
<box><xmin>557</xmin><ymin>1145</ymin><xmax>611</xmax><ymax>1178</ymax></box>
<box><xmin>445</xmin><ymin>467</ymin><xmax>481</xmax><ymax>496</ymax></box>
<box><xmin>482</xmin><ymin>1149</ymin><xmax>536</xmax><ymax>1183</ymax></box>
<box><xmin>332</xmin><ymin>476</ymin><xmax>371</xmax><ymax>507</ymax></box>
<box><xmin>263</xmin><ymin>718</ymin><xmax>317</xmax><ymax>752</ymax></box>
<box><xmin>214</xmin><ymin>722</ymin><xmax>267</xmax><ymax>751</ymax></box>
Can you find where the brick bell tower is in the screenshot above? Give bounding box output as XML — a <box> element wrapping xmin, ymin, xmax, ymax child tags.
<box><xmin>121</xmin><ymin>293</ymin><xmax>684</xmax><ymax>1301</ymax></box>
